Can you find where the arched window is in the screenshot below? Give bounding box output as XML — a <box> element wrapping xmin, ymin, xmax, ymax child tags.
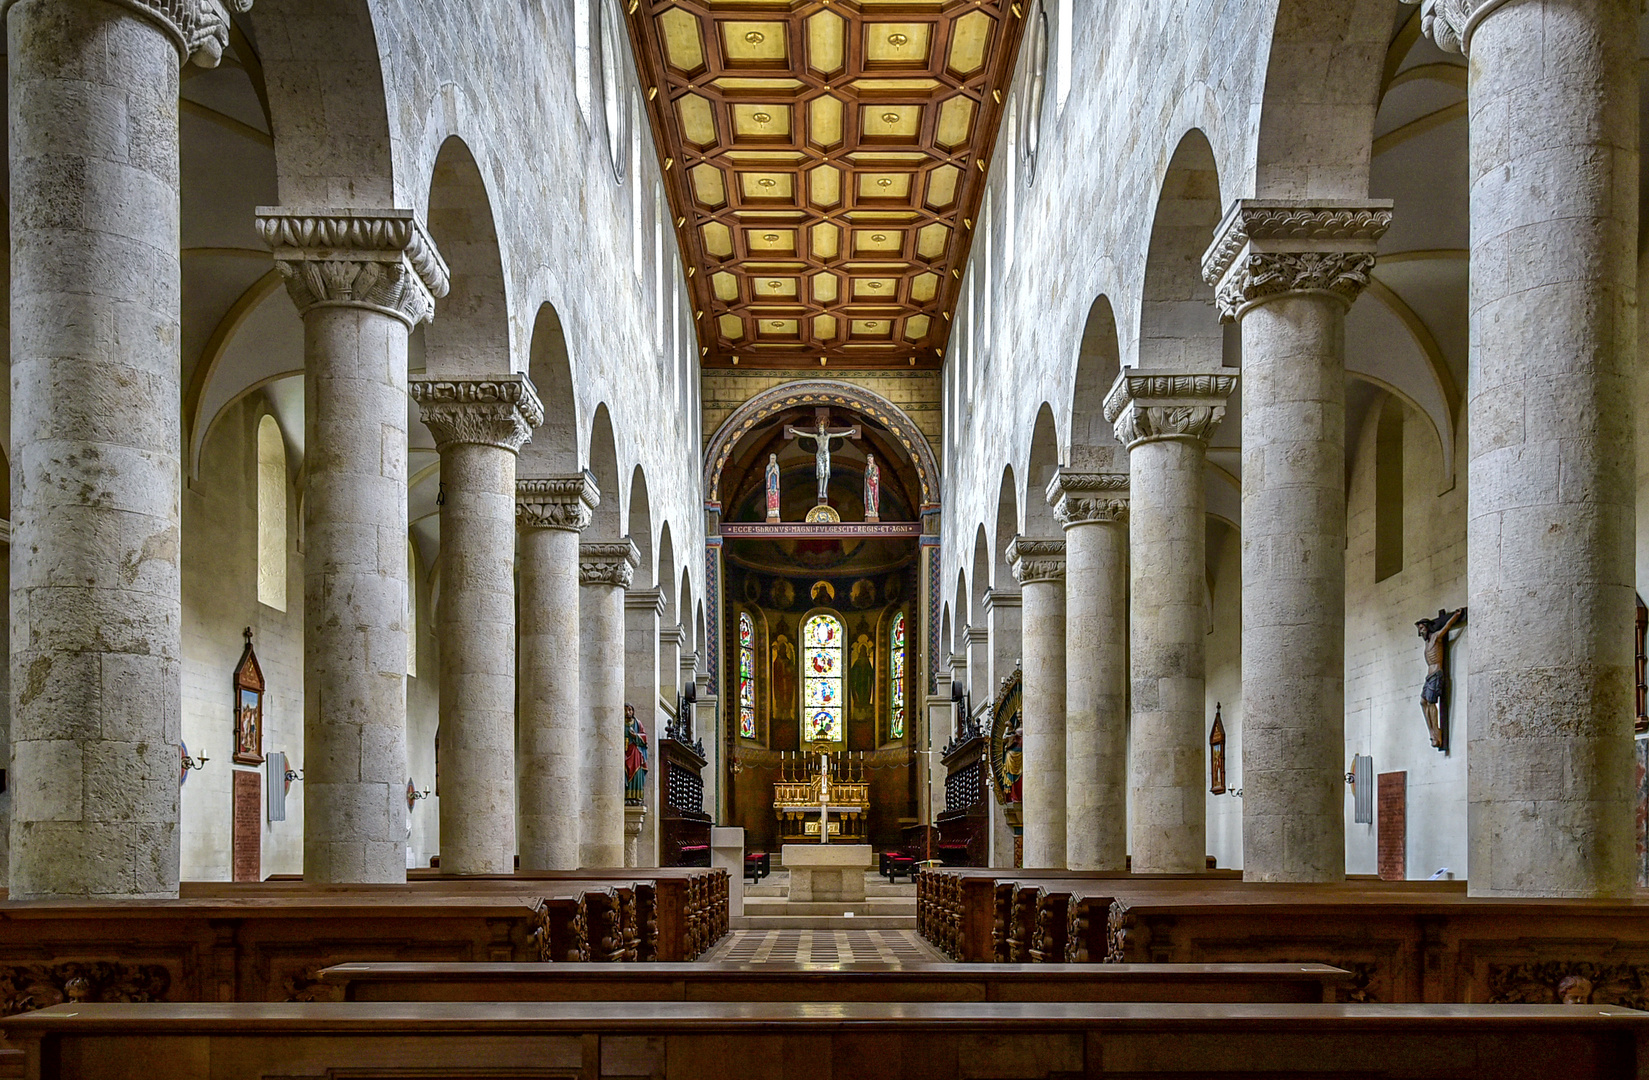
<box><xmin>738</xmin><ymin>611</ymin><xmax>756</xmax><ymax>739</ymax></box>
<box><xmin>802</xmin><ymin>612</ymin><xmax>844</xmax><ymax>742</ymax></box>
<box><xmin>256</xmin><ymin>415</ymin><xmax>286</xmax><ymax>611</ymax></box>
<box><xmin>889</xmin><ymin>611</ymin><xmax>907</xmax><ymax>740</ymax></box>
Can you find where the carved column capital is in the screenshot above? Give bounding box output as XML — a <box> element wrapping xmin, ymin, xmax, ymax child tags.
<box><xmin>1203</xmin><ymin>201</ymin><xmax>1392</xmax><ymax>321</ymax></box>
<box><xmin>410</xmin><ymin>374</ymin><xmax>542</xmax><ymax>454</ymax></box>
<box><xmin>2</xmin><ymin>0</ymin><xmax>257</xmax><ymax>67</ymax></box>
<box><xmin>255</xmin><ymin>208</ymin><xmax>450</xmax><ymax>328</ymax></box>
<box><xmin>1103</xmin><ymin>370</ymin><xmax>1238</xmax><ymax>451</ymax></box>
<box><xmin>1046</xmin><ymin>468</ymin><xmax>1129</xmax><ymax>528</ymax></box>
<box><xmin>517</xmin><ymin>472</ymin><xmax>599</xmax><ymax>533</ymax></box>
<box><xmin>580</xmin><ymin>539</ymin><xmax>640</xmax><ymax>589</ymax></box>
<box><xmin>1398</xmin><ymin>0</ymin><xmax>1496</xmax><ymax>54</ymax></box>
<box><xmin>1007</xmin><ymin>536</ymin><xmax>1065</xmax><ymax>586</ymax></box>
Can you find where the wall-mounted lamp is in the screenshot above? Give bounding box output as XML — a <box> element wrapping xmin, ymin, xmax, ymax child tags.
<box><xmin>406</xmin><ymin>778</ymin><xmax>431</xmax><ymax>811</ymax></box>
<box><xmin>284</xmin><ymin>768</ymin><xmax>303</xmax><ymax>783</ymax></box>
<box><xmin>179</xmin><ymin>743</ymin><xmax>209</xmax><ymax>784</ymax></box>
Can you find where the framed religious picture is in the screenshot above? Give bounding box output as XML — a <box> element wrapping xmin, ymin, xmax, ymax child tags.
<box><xmin>233</xmin><ymin>627</ymin><xmax>265</xmax><ymax>766</ymax></box>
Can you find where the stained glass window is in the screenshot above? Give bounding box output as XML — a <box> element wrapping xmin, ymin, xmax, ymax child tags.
<box><xmin>738</xmin><ymin>612</ymin><xmax>756</xmax><ymax>739</ymax></box>
<box><xmin>802</xmin><ymin>612</ymin><xmax>844</xmax><ymax>742</ymax></box>
<box><xmin>889</xmin><ymin>611</ymin><xmax>907</xmax><ymax>740</ymax></box>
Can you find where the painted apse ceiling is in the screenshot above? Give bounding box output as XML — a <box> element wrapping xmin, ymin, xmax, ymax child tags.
<box><xmin>623</xmin><ymin>0</ymin><xmax>1029</xmax><ymax>370</ymax></box>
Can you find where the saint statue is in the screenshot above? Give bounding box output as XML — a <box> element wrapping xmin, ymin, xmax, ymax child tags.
<box><xmin>623</xmin><ymin>703</ymin><xmax>648</xmax><ymax>806</ymax></box>
<box><xmin>783</xmin><ymin>413</ymin><xmax>860</xmax><ymax>507</ymax></box>
<box><xmin>864</xmin><ymin>453</ymin><xmax>881</xmax><ymax>522</ymax></box>
<box><xmin>765</xmin><ymin>453</ymin><xmax>781</xmax><ymax>522</ymax></box>
<box><xmin>1416</xmin><ymin>607</ymin><xmax>1466</xmax><ymax>752</ymax></box>
<box><xmin>1003</xmin><ymin>720</ymin><xmax>1023</xmax><ymax>803</ymax></box>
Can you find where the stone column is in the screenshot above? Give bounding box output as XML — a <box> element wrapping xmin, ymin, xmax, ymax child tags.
<box><xmin>410</xmin><ymin>375</ymin><xmax>541</xmax><ymax>875</ymax></box>
<box><xmin>516</xmin><ymin>474</ymin><xmax>598</xmax><ymax>870</ymax></box>
<box><xmin>1048</xmin><ymin>468</ymin><xmax>1130</xmax><ymax>871</ymax></box>
<box><xmin>625</xmin><ymin>587</ymin><xmax>664</xmax><ymax>867</ymax></box>
<box><xmin>963</xmin><ymin>624</ymin><xmax>989</xmax><ymax>715</ymax></box>
<box><xmin>1409</xmin><ymin>0</ymin><xmax>1638</xmax><ymax>896</ymax></box>
<box><xmin>660</xmin><ymin>624</ymin><xmax>684</xmax><ymax>708</ymax></box>
<box><xmin>1008</xmin><ymin>536</ymin><xmax>1066</xmax><ymax>869</ymax></box>
<box><xmin>985</xmin><ymin>589</ymin><xmax>1021</xmax><ymax>695</ymax></box>
<box><xmin>6</xmin><ymin>0</ymin><xmax>251</xmax><ymax>900</ymax></box>
<box><xmin>1203</xmin><ymin>201</ymin><xmax>1390</xmax><ymax>883</ymax></box>
<box><xmin>258</xmin><ymin>209</ymin><xmax>448</xmax><ymax>883</ymax></box>
<box><xmin>580</xmin><ymin>539</ymin><xmax>638</xmax><ymax>868</ymax></box>
<box><xmin>1106</xmin><ymin>369</ymin><xmax>1235</xmax><ymax>873</ymax></box>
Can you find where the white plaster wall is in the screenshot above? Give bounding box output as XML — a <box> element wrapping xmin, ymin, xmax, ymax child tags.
<box><xmin>1342</xmin><ymin>400</ymin><xmax>1469</xmax><ymax>880</ymax></box>
<box><xmin>180</xmin><ymin>396</ymin><xmax>305</xmax><ymax>880</ymax></box>
<box><xmin>1204</xmin><ymin>523</ymin><xmax>1243</xmax><ymax>869</ymax></box>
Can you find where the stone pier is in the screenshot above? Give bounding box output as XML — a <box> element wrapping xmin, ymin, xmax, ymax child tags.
<box><xmin>1008</xmin><ymin>535</ymin><xmax>1066</xmax><ymax>869</ymax></box>
<box><xmin>516</xmin><ymin>475</ymin><xmax>598</xmax><ymax>871</ymax></box>
<box><xmin>1203</xmin><ymin>200</ymin><xmax>1390</xmax><ymax>882</ymax></box>
<box><xmin>1048</xmin><ymin>467</ymin><xmax>1130</xmax><ymax>871</ymax></box>
<box><xmin>580</xmin><ymin>539</ymin><xmax>638</xmax><ymax>868</ymax></box>
<box><xmin>259</xmin><ymin>208</ymin><xmax>448</xmax><ymax>884</ymax></box>
<box><xmin>411</xmin><ymin>375</ymin><xmax>541</xmax><ymax>875</ymax></box>
<box><xmin>1107</xmin><ymin>369</ymin><xmax>1235</xmax><ymax>874</ymax></box>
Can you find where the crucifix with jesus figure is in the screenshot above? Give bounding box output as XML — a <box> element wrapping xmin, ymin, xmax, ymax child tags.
<box><xmin>783</xmin><ymin>408</ymin><xmax>859</xmax><ymax>523</ymax></box>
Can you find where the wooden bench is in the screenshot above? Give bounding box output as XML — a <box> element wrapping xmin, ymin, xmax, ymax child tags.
<box><xmin>879</xmin><ymin>850</ymin><xmax>916</xmax><ymax>883</ymax></box>
<box><xmin>744</xmin><ymin>852</ymin><xmax>770</xmax><ymax>884</ymax></box>
<box><xmin>7</xmin><ymin>1000</ymin><xmax>1649</xmax><ymax>1079</ymax></box>
<box><xmin>918</xmin><ymin>869</ymin><xmax>1649</xmax><ymax>1005</ymax></box>
<box><xmin>318</xmin><ymin>960</ymin><xmax>1354</xmax><ymax>1002</ymax></box>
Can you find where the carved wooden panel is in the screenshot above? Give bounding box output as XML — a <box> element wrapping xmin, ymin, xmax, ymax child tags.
<box><xmin>624</xmin><ymin>0</ymin><xmax>1029</xmax><ymax>369</ymax></box>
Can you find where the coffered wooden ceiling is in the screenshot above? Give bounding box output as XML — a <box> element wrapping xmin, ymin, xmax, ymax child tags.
<box><xmin>624</xmin><ymin>0</ymin><xmax>1028</xmax><ymax>370</ymax></box>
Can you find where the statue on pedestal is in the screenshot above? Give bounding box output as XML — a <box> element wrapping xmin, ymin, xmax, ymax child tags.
<box><xmin>864</xmin><ymin>453</ymin><xmax>881</xmax><ymax>522</ymax></box>
<box><xmin>624</xmin><ymin>703</ymin><xmax>648</xmax><ymax>806</ymax></box>
<box><xmin>765</xmin><ymin>453</ymin><xmax>781</xmax><ymax>522</ymax></box>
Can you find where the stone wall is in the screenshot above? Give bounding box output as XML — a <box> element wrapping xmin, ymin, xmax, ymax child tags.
<box><xmin>1341</xmin><ymin>399</ymin><xmax>1468</xmax><ymax>880</ymax></box>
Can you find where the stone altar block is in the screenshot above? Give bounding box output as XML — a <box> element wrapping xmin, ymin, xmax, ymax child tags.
<box><xmin>782</xmin><ymin>843</ymin><xmax>871</xmax><ymax>903</ymax></box>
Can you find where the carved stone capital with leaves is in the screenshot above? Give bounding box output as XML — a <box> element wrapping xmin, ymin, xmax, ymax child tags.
<box><xmin>410</xmin><ymin>374</ymin><xmax>543</xmax><ymax>454</ymax></box>
<box><xmin>1007</xmin><ymin>535</ymin><xmax>1065</xmax><ymax>585</ymax></box>
<box><xmin>1203</xmin><ymin>201</ymin><xmax>1392</xmax><ymax>321</ymax></box>
<box><xmin>581</xmin><ymin>538</ymin><xmax>640</xmax><ymax>589</ymax></box>
<box><xmin>0</xmin><ymin>0</ymin><xmax>257</xmax><ymax>67</ymax></box>
<box><xmin>517</xmin><ymin>473</ymin><xmax>600</xmax><ymax>533</ymax></box>
<box><xmin>1398</xmin><ymin>0</ymin><xmax>1486</xmax><ymax>53</ymax></box>
<box><xmin>1046</xmin><ymin>468</ymin><xmax>1129</xmax><ymax>528</ymax></box>
<box><xmin>255</xmin><ymin>208</ymin><xmax>450</xmax><ymax>328</ymax></box>
<box><xmin>1103</xmin><ymin>370</ymin><xmax>1237</xmax><ymax>450</ymax></box>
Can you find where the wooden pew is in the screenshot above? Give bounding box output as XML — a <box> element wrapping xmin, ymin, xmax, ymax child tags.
<box><xmin>7</xmin><ymin>1000</ymin><xmax>1649</xmax><ymax>1079</ymax></box>
<box><xmin>318</xmin><ymin>960</ymin><xmax>1354</xmax><ymax>1002</ymax></box>
<box><xmin>919</xmin><ymin>869</ymin><xmax>1649</xmax><ymax>1005</ymax></box>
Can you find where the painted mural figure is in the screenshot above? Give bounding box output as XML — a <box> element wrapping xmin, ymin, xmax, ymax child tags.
<box><xmin>864</xmin><ymin>453</ymin><xmax>881</xmax><ymax>522</ymax></box>
<box><xmin>849</xmin><ymin>633</ymin><xmax>875</xmax><ymax>721</ymax></box>
<box><xmin>771</xmin><ymin>633</ymin><xmax>796</xmax><ymax>717</ymax></box>
<box><xmin>765</xmin><ymin>453</ymin><xmax>781</xmax><ymax>522</ymax></box>
<box><xmin>624</xmin><ymin>703</ymin><xmax>648</xmax><ymax>806</ymax></box>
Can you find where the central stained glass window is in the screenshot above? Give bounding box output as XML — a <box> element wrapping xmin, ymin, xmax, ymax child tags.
<box><xmin>803</xmin><ymin>612</ymin><xmax>844</xmax><ymax>742</ymax></box>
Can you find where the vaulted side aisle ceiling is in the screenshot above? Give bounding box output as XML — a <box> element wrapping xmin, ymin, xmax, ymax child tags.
<box><xmin>624</xmin><ymin>0</ymin><xmax>1028</xmax><ymax>370</ymax></box>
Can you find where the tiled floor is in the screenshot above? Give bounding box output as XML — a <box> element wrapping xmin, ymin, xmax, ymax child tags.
<box><xmin>704</xmin><ymin>929</ymin><xmax>945</xmax><ymax>965</ymax></box>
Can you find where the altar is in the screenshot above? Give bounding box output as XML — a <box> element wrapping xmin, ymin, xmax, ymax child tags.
<box><xmin>771</xmin><ymin>750</ymin><xmax>871</xmax><ymax>845</ymax></box>
<box><xmin>782</xmin><ymin>843</ymin><xmax>873</xmax><ymax>903</ymax></box>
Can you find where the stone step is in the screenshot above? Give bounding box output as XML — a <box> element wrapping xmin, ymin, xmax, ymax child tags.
<box><xmin>731</xmin><ymin>914</ymin><xmax>918</xmax><ymax>931</ymax></box>
<box><xmin>742</xmin><ymin>898</ymin><xmax>917</xmax><ymax>918</ymax></box>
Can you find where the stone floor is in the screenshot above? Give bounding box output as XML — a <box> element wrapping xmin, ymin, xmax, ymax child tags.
<box><xmin>703</xmin><ymin>928</ymin><xmax>946</xmax><ymax>965</ymax></box>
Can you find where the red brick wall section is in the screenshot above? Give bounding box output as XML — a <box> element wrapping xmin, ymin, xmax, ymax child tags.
<box><xmin>1377</xmin><ymin>771</ymin><xmax>1406</xmax><ymax>881</ymax></box>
